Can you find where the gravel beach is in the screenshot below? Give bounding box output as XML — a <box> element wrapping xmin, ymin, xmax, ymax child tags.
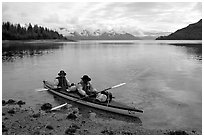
<box><xmin>2</xmin><ymin>99</ymin><xmax>201</xmax><ymax>135</ymax></box>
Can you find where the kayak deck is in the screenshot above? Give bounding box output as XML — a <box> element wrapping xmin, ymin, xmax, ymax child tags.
<box><xmin>43</xmin><ymin>80</ymin><xmax>143</xmax><ymax>117</ymax></box>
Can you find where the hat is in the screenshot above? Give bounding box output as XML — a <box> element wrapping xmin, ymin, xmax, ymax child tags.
<box><xmin>81</xmin><ymin>75</ymin><xmax>91</xmax><ymax>81</ymax></box>
<box><xmin>58</xmin><ymin>70</ymin><xmax>66</xmax><ymax>76</ymax></box>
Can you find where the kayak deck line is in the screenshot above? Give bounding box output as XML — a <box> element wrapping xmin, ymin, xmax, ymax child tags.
<box><xmin>43</xmin><ymin>80</ymin><xmax>143</xmax><ymax>117</ymax></box>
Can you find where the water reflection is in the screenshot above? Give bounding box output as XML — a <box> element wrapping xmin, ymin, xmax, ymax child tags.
<box><xmin>2</xmin><ymin>42</ymin><xmax>64</xmax><ymax>62</ymax></box>
<box><xmin>169</xmin><ymin>44</ymin><xmax>202</xmax><ymax>61</ymax></box>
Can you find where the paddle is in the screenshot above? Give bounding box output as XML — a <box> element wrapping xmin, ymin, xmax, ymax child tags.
<box><xmin>51</xmin><ymin>103</ymin><xmax>68</xmax><ymax>111</ymax></box>
<box><xmin>35</xmin><ymin>80</ymin><xmax>57</xmax><ymax>92</ymax></box>
<box><xmin>74</xmin><ymin>83</ymin><xmax>126</xmax><ymax>102</ymax></box>
<box><xmin>35</xmin><ymin>88</ymin><xmax>48</xmax><ymax>92</ymax></box>
<box><xmin>100</xmin><ymin>83</ymin><xmax>126</xmax><ymax>93</ymax></box>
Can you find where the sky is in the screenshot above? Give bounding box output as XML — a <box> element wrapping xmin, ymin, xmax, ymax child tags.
<box><xmin>2</xmin><ymin>2</ymin><xmax>202</xmax><ymax>36</ymax></box>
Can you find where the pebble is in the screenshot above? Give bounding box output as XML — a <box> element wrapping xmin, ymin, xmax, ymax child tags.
<box><xmin>71</xmin><ymin>124</ymin><xmax>80</xmax><ymax>129</ymax></box>
<box><xmin>65</xmin><ymin>127</ymin><xmax>77</xmax><ymax>135</ymax></box>
<box><xmin>67</xmin><ymin>104</ymin><xmax>73</xmax><ymax>108</ymax></box>
<box><xmin>46</xmin><ymin>125</ymin><xmax>54</xmax><ymax>130</ymax></box>
<box><xmin>7</xmin><ymin>99</ymin><xmax>16</xmax><ymax>104</ymax></box>
<box><xmin>4</xmin><ymin>117</ymin><xmax>8</xmax><ymax>120</ymax></box>
<box><xmin>32</xmin><ymin>113</ymin><xmax>41</xmax><ymax>118</ymax></box>
<box><xmin>8</xmin><ymin>109</ymin><xmax>15</xmax><ymax>114</ymax></box>
<box><xmin>73</xmin><ymin>108</ymin><xmax>79</xmax><ymax>114</ymax></box>
<box><xmin>66</xmin><ymin>113</ymin><xmax>78</xmax><ymax>120</ymax></box>
<box><xmin>101</xmin><ymin>129</ymin><xmax>114</xmax><ymax>135</ymax></box>
<box><xmin>65</xmin><ymin>124</ymin><xmax>80</xmax><ymax>135</ymax></box>
<box><xmin>84</xmin><ymin>129</ymin><xmax>88</xmax><ymax>132</ymax></box>
<box><xmin>2</xmin><ymin>100</ymin><xmax>7</xmax><ymax>106</ymax></box>
<box><xmin>88</xmin><ymin>110</ymin><xmax>92</xmax><ymax>113</ymax></box>
<box><xmin>192</xmin><ymin>130</ymin><xmax>196</xmax><ymax>133</ymax></box>
<box><xmin>41</xmin><ymin>103</ymin><xmax>52</xmax><ymax>111</ymax></box>
<box><xmin>17</xmin><ymin>100</ymin><xmax>26</xmax><ymax>106</ymax></box>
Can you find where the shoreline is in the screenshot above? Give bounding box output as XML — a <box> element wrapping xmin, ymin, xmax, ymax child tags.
<box><xmin>2</xmin><ymin>99</ymin><xmax>201</xmax><ymax>135</ymax></box>
<box><xmin>2</xmin><ymin>39</ymin><xmax>77</xmax><ymax>44</ymax></box>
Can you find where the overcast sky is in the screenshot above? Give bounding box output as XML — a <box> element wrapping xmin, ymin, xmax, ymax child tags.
<box><xmin>2</xmin><ymin>2</ymin><xmax>202</xmax><ymax>36</ymax></box>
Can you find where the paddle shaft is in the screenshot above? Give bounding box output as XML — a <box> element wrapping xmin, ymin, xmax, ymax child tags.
<box><xmin>51</xmin><ymin>103</ymin><xmax>67</xmax><ymax>111</ymax></box>
<box><xmin>35</xmin><ymin>88</ymin><xmax>48</xmax><ymax>92</ymax></box>
<box><xmin>74</xmin><ymin>83</ymin><xmax>126</xmax><ymax>102</ymax></box>
<box><xmin>99</xmin><ymin>87</ymin><xmax>111</xmax><ymax>93</ymax></box>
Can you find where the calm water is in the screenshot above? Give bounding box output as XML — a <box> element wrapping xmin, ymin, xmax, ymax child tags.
<box><xmin>2</xmin><ymin>40</ymin><xmax>202</xmax><ymax>131</ymax></box>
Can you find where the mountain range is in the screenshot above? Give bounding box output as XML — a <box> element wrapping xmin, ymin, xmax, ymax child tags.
<box><xmin>56</xmin><ymin>19</ymin><xmax>202</xmax><ymax>41</ymax></box>
<box><xmin>58</xmin><ymin>29</ymin><xmax>142</xmax><ymax>40</ymax></box>
<box><xmin>156</xmin><ymin>19</ymin><xmax>202</xmax><ymax>40</ymax></box>
<box><xmin>57</xmin><ymin>28</ymin><xmax>172</xmax><ymax>40</ymax></box>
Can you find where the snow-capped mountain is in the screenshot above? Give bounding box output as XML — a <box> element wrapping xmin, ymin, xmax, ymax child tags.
<box><xmin>57</xmin><ymin>28</ymin><xmax>141</xmax><ymax>40</ymax></box>
<box><xmin>93</xmin><ymin>29</ymin><xmax>101</xmax><ymax>36</ymax></box>
<box><xmin>80</xmin><ymin>29</ymin><xmax>91</xmax><ymax>36</ymax></box>
<box><xmin>58</xmin><ymin>27</ymin><xmax>75</xmax><ymax>36</ymax></box>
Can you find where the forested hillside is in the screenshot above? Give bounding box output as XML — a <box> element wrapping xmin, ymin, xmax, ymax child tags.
<box><xmin>2</xmin><ymin>22</ymin><xmax>66</xmax><ymax>40</ymax></box>
<box><xmin>156</xmin><ymin>19</ymin><xmax>202</xmax><ymax>40</ymax></box>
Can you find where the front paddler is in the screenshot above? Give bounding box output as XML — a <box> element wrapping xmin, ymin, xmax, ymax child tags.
<box><xmin>54</xmin><ymin>70</ymin><xmax>76</xmax><ymax>91</ymax></box>
<box><xmin>54</xmin><ymin>70</ymin><xmax>70</xmax><ymax>89</ymax></box>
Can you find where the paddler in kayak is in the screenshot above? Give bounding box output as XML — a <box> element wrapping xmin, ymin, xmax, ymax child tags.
<box><xmin>54</xmin><ymin>70</ymin><xmax>76</xmax><ymax>91</ymax></box>
<box><xmin>77</xmin><ymin>75</ymin><xmax>111</xmax><ymax>102</ymax></box>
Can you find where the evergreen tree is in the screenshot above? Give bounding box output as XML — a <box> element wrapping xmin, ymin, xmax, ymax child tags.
<box><xmin>2</xmin><ymin>22</ymin><xmax>67</xmax><ymax>40</ymax></box>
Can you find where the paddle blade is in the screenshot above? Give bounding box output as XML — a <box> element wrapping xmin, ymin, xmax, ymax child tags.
<box><xmin>112</xmin><ymin>83</ymin><xmax>126</xmax><ymax>89</ymax></box>
<box><xmin>35</xmin><ymin>88</ymin><xmax>48</xmax><ymax>92</ymax></box>
<box><xmin>51</xmin><ymin>103</ymin><xmax>67</xmax><ymax>111</ymax></box>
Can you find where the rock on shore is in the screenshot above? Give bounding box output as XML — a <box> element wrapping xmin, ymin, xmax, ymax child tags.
<box><xmin>2</xmin><ymin>99</ymin><xmax>200</xmax><ymax>135</ymax></box>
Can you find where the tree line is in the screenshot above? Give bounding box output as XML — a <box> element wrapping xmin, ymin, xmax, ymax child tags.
<box><xmin>2</xmin><ymin>22</ymin><xmax>67</xmax><ymax>40</ymax></box>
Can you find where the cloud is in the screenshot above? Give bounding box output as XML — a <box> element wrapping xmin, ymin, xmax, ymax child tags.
<box><xmin>191</xmin><ymin>2</ymin><xmax>202</xmax><ymax>14</ymax></box>
<box><xmin>2</xmin><ymin>3</ymin><xmax>9</xmax><ymax>13</ymax></box>
<box><xmin>2</xmin><ymin>2</ymin><xmax>202</xmax><ymax>36</ymax></box>
<box><xmin>43</xmin><ymin>14</ymin><xmax>60</xmax><ymax>24</ymax></box>
<box><xmin>20</xmin><ymin>12</ymin><xmax>27</xmax><ymax>18</ymax></box>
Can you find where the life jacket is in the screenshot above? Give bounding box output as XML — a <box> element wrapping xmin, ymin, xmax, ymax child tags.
<box><xmin>56</xmin><ymin>76</ymin><xmax>68</xmax><ymax>88</ymax></box>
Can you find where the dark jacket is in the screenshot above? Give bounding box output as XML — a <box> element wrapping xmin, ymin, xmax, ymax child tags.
<box><xmin>56</xmin><ymin>76</ymin><xmax>69</xmax><ymax>88</ymax></box>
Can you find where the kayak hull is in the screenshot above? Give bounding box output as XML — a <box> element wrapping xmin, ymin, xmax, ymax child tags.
<box><xmin>43</xmin><ymin>80</ymin><xmax>142</xmax><ymax>117</ymax></box>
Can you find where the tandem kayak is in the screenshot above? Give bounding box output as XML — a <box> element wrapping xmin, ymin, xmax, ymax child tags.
<box><xmin>43</xmin><ymin>80</ymin><xmax>143</xmax><ymax>117</ymax></box>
